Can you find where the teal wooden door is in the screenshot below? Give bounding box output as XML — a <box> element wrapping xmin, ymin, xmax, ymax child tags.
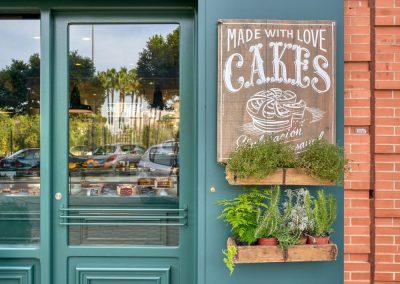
<box><xmin>52</xmin><ymin>11</ymin><xmax>196</xmax><ymax>284</ymax></box>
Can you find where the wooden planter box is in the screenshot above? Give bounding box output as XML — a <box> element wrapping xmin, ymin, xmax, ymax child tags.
<box><xmin>227</xmin><ymin>237</ymin><xmax>338</xmax><ymax>263</ymax></box>
<box><xmin>225</xmin><ymin>168</ymin><xmax>335</xmax><ymax>186</ymax></box>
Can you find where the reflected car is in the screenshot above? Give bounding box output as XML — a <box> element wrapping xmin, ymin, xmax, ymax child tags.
<box><xmin>70</xmin><ymin>145</ymin><xmax>93</xmax><ymax>156</ymax></box>
<box><xmin>0</xmin><ymin>148</ymin><xmax>40</xmax><ymax>170</ymax></box>
<box><xmin>84</xmin><ymin>144</ymin><xmax>146</xmax><ymax>169</ymax></box>
<box><xmin>138</xmin><ymin>141</ymin><xmax>179</xmax><ymax>175</ymax></box>
<box><xmin>0</xmin><ymin>148</ymin><xmax>89</xmax><ymax>172</ymax></box>
<box><xmin>68</xmin><ymin>153</ymin><xmax>90</xmax><ymax>169</ymax></box>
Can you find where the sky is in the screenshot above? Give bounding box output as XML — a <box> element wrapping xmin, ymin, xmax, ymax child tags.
<box><xmin>69</xmin><ymin>24</ymin><xmax>178</xmax><ymax>72</ymax></box>
<box><xmin>0</xmin><ymin>20</ymin><xmax>177</xmax><ymax>72</ymax></box>
<box><xmin>0</xmin><ymin>20</ymin><xmax>40</xmax><ymax>69</ymax></box>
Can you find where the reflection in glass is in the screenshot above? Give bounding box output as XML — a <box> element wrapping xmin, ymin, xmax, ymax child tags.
<box><xmin>68</xmin><ymin>24</ymin><xmax>180</xmax><ymax>246</ymax></box>
<box><xmin>0</xmin><ymin>18</ymin><xmax>41</xmax><ymax>244</ymax></box>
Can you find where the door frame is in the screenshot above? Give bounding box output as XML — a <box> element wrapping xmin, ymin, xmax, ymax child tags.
<box><xmin>50</xmin><ymin>9</ymin><xmax>197</xmax><ymax>284</ymax></box>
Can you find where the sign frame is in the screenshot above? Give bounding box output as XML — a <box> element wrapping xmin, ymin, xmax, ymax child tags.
<box><xmin>217</xmin><ymin>19</ymin><xmax>336</xmax><ymax>162</ymax></box>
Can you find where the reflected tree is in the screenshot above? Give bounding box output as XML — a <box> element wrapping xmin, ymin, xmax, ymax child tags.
<box><xmin>69</xmin><ymin>51</ymin><xmax>105</xmax><ymax>114</ymax></box>
<box><xmin>136</xmin><ymin>27</ymin><xmax>179</xmax><ymax>108</ymax></box>
<box><xmin>0</xmin><ymin>53</ymin><xmax>40</xmax><ymax>115</ymax></box>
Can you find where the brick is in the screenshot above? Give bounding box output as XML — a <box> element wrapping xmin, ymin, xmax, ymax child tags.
<box><xmin>350</xmin><ymin>254</ymin><xmax>370</xmax><ymax>262</ymax></box>
<box><xmin>351</xmin><ymin>35</ymin><xmax>370</xmax><ymax>44</ymax></box>
<box><xmin>376</xmin><ymin>81</ymin><xmax>400</xmax><ymax>89</ymax></box>
<box><xmin>376</xmin><ymin>200</ymin><xmax>395</xmax><ymax>209</ymax></box>
<box><xmin>375</xmin><ymin>254</ymin><xmax>394</xmax><ymax>262</ymax></box>
<box><xmin>346</xmin><ymin>0</ymin><xmax>369</xmax><ymax>8</ymax></box>
<box><xmin>345</xmin><ymin>190</ymin><xmax>370</xmax><ymax>199</ymax></box>
<box><xmin>351</xmin><ymin>218</ymin><xmax>370</xmax><ymax>226</ymax></box>
<box><xmin>352</xmin><ymin>272</ymin><xmax>370</xmax><ymax>280</ymax></box>
<box><xmin>376</xmin><ymin>227</ymin><xmax>400</xmax><ymax>235</ymax></box>
<box><xmin>376</xmin><ymin>53</ymin><xmax>395</xmax><ymax>62</ymax></box>
<box><xmin>375</xmin><ymin>218</ymin><xmax>393</xmax><ymax>226</ymax></box>
<box><xmin>375</xmin><ymin>273</ymin><xmax>394</xmax><ymax>281</ymax></box>
<box><xmin>375</xmin><ymin>244</ymin><xmax>399</xmax><ymax>254</ymax></box>
<box><xmin>375</xmin><ymin>264</ymin><xmax>400</xmax><ymax>272</ymax></box>
<box><xmin>376</xmin><ymin>209</ymin><xmax>400</xmax><ymax>218</ymax></box>
<box><xmin>350</xmin><ymin>53</ymin><xmax>371</xmax><ymax>61</ymax></box>
<box><xmin>375</xmin><ymin>109</ymin><xmax>395</xmax><ymax>118</ymax></box>
<box><xmin>375</xmin><ymin>161</ymin><xmax>395</xmax><ymax>171</ymax></box>
<box><xmin>376</xmin><ymin>0</ymin><xmax>395</xmax><ymax>7</ymax></box>
<box><xmin>350</xmin><ymin>16</ymin><xmax>370</xmax><ymax>26</ymax></box>
<box><xmin>344</xmin><ymin>262</ymin><xmax>371</xmax><ymax>271</ymax></box>
<box><xmin>376</xmin><ymin>8</ymin><xmax>400</xmax><ymax>16</ymax></box>
<box><xmin>345</xmin><ymin>7</ymin><xmax>371</xmax><ymax>16</ymax></box>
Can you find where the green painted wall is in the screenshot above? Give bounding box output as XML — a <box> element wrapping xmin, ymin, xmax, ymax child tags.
<box><xmin>0</xmin><ymin>1</ymin><xmax>344</xmax><ymax>283</ymax></box>
<box><xmin>197</xmin><ymin>0</ymin><xmax>344</xmax><ymax>284</ymax></box>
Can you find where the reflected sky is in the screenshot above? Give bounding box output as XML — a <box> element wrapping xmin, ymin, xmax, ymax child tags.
<box><xmin>69</xmin><ymin>24</ymin><xmax>178</xmax><ymax>72</ymax></box>
<box><xmin>0</xmin><ymin>21</ymin><xmax>177</xmax><ymax>72</ymax></box>
<box><xmin>0</xmin><ymin>20</ymin><xmax>40</xmax><ymax>69</ymax></box>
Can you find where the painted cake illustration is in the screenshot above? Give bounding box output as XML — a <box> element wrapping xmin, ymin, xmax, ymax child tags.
<box><xmin>246</xmin><ymin>88</ymin><xmax>306</xmax><ymax>133</ymax></box>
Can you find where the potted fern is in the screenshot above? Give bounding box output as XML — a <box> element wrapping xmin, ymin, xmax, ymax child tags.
<box><xmin>306</xmin><ymin>190</ymin><xmax>337</xmax><ymax>245</ymax></box>
<box><xmin>217</xmin><ymin>188</ymin><xmax>268</xmax><ymax>245</ymax></box>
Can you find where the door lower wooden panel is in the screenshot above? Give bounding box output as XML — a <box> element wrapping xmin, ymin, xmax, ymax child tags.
<box><xmin>69</xmin><ymin>257</ymin><xmax>177</xmax><ymax>284</ymax></box>
<box><xmin>76</xmin><ymin>267</ymin><xmax>170</xmax><ymax>284</ymax></box>
<box><xmin>0</xmin><ymin>259</ymin><xmax>39</xmax><ymax>284</ymax></box>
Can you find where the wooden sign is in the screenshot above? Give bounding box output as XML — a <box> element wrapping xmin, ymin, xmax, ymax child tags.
<box><xmin>217</xmin><ymin>20</ymin><xmax>336</xmax><ymax>162</ymax></box>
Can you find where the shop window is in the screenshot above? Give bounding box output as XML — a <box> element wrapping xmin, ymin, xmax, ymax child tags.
<box><xmin>0</xmin><ymin>14</ymin><xmax>41</xmax><ymax>244</ymax></box>
<box><xmin>67</xmin><ymin>24</ymin><xmax>180</xmax><ymax>246</ymax></box>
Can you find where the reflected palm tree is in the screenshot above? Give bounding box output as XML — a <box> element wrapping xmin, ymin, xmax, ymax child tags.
<box><xmin>117</xmin><ymin>67</ymin><xmax>130</xmax><ymax>130</ymax></box>
<box><xmin>117</xmin><ymin>68</ymin><xmax>140</xmax><ymax>132</ymax></box>
<box><xmin>107</xmin><ymin>68</ymin><xmax>117</xmax><ymax>128</ymax></box>
<box><xmin>98</xmin><ymin>71</ymin><xmax>111</xmax><ymax>127</ymax></box>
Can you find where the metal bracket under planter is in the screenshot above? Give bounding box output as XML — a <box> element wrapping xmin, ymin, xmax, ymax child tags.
<box><xmin>227</xmin><ymin>238</ymin><xmax>338</xmax><ymax>263</ymax></box>
<box><xmin>225</xmin><ymin>169</ymin><xmax>336</xmax><ymax>186</ymax></box>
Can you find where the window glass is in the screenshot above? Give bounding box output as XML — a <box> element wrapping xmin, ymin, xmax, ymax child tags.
<box><xmin>68</xmin><ymin>24</ymin><xmax>180</xmax><ymax>246</ymax></box>
<box><xmin>0</xmin><ymin>17</ymin><xmax>40</xmax><ymax>245</ymax></box>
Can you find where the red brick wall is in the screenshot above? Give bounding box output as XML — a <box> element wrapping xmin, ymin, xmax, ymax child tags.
<box><xmin>344</xmin><ymin>0</ymin><xmax>400</xmax><ymax>283</ymax></box>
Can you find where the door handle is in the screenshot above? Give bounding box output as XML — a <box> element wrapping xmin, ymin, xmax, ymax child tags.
<box><xmin>55</xmin><ymin>192</ymin><xmax>63</xmax><ymax>200</ymax></box>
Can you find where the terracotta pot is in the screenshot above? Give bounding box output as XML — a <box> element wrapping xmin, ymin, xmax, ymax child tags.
<box><xmin>297</xmin><ymin>235</ymin><xmax>308</xmax><ymax>245</ymax></box>
<box><xmin>257</xmin><ymin>237</ymin><xmax>278</xmax><ymax>246</ymax></box>
<box><xmin>307</xmin><ymin>235</ymin><xmax>330</xmax><ymax>245</ymax></box>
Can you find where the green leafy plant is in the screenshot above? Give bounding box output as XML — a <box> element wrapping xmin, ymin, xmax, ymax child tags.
<box><xmin>217</xmin><ymin>188</ymin><xmax>268</xmax><ymax>244</ymax></box>
<box><xmin>254</xmin><ymin>186</ymin><xmax>281</xmax><ymax>239</ymax></box>
<box><xmin>223</xmin><ymin>245</ymin><xmax>237</xmax><ymax>275</ymax></box>
<box><xmin>283</xmin><ymin>188</ymin><xmax>314</xmax><ymax>238</ymax></box>
<box><xmin>300</xmin><ymin>139</ymin><xmax>346</xmax><ymax>182</ymax></box>
<box><xmin>275</xmin><ymin>226</ymin><xmax>300</xmax><ymax>250</ymax></box>
<box><xmin>226</xmin><ymin>139</ymin><xmax>297</xmax><ymax>179</ymax></box>
<box><xmin>254</xmin><ymin>186</ymin><xmax>300</xmax><ymax>250</ymax></box>
<box><xmin>226</xmin><ymin>138</ymin><xmax>347</xmax><ymax>183</ymax></box>
<box><xmin>308</xmin><ymin>190</ymin><xmax>337</xmax><ymax>237</ymax></box>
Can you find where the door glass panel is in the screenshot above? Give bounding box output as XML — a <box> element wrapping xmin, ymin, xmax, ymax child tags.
<box><xmin>0</xmin><ymin>17</ymin><xmax>41</xmax><ymax>244</ymax></box>
<box><xmin>68</xmin><ymin>24</ymin><xmax>180</xmax><ymax>246</ymax></box>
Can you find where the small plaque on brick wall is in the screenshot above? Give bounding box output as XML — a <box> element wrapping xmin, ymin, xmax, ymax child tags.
<box><xmin>217</xmin><ymin>19</ymin><xmax>336</xmax><ymax>162</ymax></box>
